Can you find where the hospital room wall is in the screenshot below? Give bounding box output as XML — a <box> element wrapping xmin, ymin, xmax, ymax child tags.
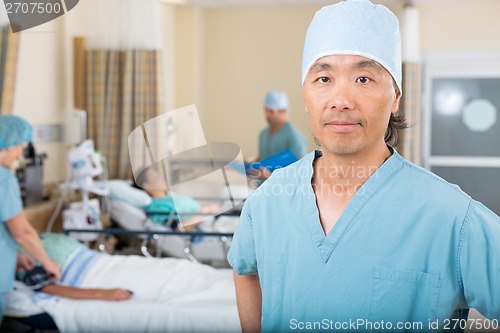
<box><xmin>11</xmin><ymin>18</ymin><xmax>69</xmax><ymax>185</ymax></box>
<box><xmin>417</xmin><ymin>0</ymin><xmax>500</xmax><ymax>50</ymax></box>
<box><xmin>201</xmin><ymin>5</ymin><xmax>317</xmax><ymax>160</ymax></box>
<box><xmin>176</xmin><ymin>0</ymin><xmax>500</xmax><ymax>159</ymax></box>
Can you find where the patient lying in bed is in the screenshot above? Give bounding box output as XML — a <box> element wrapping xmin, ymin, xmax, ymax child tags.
<box><xmin>107</xmin><ymin>165</ymin><xmax>242</xmax><ymax>261</ymax></box>
<box><xmin>8</xmin><ymin>234</ymin><xmax>131</xmax><ymax>323</ymax></box>
<box><xmin>132</xmin><ymin>167</ymin><xmax>220</xmax><ymax>231</ymax></box>
<box><xmin>6</xmin><ymin>232</ymin><xmax>240</xmax><ymax>333</ymax></box>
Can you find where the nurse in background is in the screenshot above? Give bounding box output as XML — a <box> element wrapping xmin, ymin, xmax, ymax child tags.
<box><xmin>249</xmin><ymin>91</ymin><xmax>308</xmax><ymax>180</ymax></box>
<box><xmin>0</xmin><ymin>115</ymin><xmax>61</xmax><ymax>324</ymax></box>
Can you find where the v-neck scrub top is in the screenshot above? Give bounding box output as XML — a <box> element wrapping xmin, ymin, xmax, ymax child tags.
<box><xmin>228</xmin><ymin>150</ymin><xmax>500</xmax><ymax>332</ymax></box>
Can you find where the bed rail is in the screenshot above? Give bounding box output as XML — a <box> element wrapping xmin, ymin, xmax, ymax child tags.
<box><xmin>63</xmin><ymin>228</ymin><xmax>234</xmax><ymax>238</ymax></box>
<box><xmin>64</xmin><ymin>228</ymin><xmax>234</xmax><ymax>263</ymax></box>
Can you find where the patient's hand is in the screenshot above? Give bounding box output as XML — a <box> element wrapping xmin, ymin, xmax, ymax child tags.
<box><xmin>98</xmin><ymin>288</ymin><xmax>133</xmax><ymax>301</ymax></box>
<box><xmin>180</xmin><ymin>204</ymin><xmax>221</xmax><ymax>231</ymax></box>
<box><xmin>199</xmin><ymin>204</ymin><xmax>220</xmax><ymax>214</ymax></box>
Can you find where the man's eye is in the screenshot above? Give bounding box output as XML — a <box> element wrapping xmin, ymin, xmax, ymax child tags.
<box><xmin>318</xmin><ymin>77</ymin><xmax>330</xmax><ymax>83</ymax></box>
<box><xmin>357</xmin><ymin>77</ymin><xmax>371</xmax><ymax>84</ymax></box>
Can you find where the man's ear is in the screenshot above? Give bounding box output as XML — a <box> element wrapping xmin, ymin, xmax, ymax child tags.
<box><xmin>391</xmin><ymin>91</ymin><xmax>401</xmax><ymax>114</ymax></box>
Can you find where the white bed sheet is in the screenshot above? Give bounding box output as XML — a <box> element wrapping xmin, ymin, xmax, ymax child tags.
<box><xmin>35</xmin><ymin>254</ymin><xmax>241</xmax><ymax>333</ymax></box>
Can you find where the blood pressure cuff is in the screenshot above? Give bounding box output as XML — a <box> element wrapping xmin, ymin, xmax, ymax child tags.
<box><xmin>22</xmin><ymin>266</ymin><xmax>55</xmax><ymax>291</ymax></box>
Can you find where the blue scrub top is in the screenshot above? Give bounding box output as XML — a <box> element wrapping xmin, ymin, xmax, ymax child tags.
<box><xmin>228</xmin><ymin>149</ymin><xmax>500</xmax><ymax>332</ymax></box>
<box><xmin>258</xmin><ymin>122</ymin><xmax>307</xmax><ymax>160</ymax></box>
<box><xmin>0</xmin><ymin>166</ymin><xmax>23</xmax><ymax>293</ymax></box>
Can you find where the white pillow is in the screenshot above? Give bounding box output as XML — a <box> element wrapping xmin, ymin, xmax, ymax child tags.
<box><xmin>107</xmin><ymin>180</ymin><xmax>152</xmax><ymax>209</ymax></box>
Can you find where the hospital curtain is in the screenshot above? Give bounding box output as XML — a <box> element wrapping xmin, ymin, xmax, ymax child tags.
<box><xmin>0</xmin><ymin>25</ymin><xmax>20</xmax><ymax>114</ymax></box>
<box><xmin>83</xmin><ymin>48</ymin><xmax>162</xmax><ymax>179</ymax></box>
<box><xmin>398</xmin><ymin>63</ymin><xmax>421</xmax><ymax>165</ymax></box>
<box><xmin>77</xmin><ymin>0</ymin><xmax>162</xmax><ymax>179</ymax></box>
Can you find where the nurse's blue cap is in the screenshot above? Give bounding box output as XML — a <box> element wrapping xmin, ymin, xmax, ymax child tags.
<box><xmin>264</xmin><ymin>91</ymin><xmax>289</xmax><ymax>110</ymax></box>
<box><xmin>301</xmin><ymin>0</ymin><xmax>402</xmax><ymax>95</ymax></box>
<box><xmin>0</xmin><ymin>115</ymin><xmax>32</xmax><ymax>149</ymax></box>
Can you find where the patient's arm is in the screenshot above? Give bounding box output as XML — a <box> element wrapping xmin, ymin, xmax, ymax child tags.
<box><xmin>233</xmin><ymin>272</ymin><xmax>261</xmax><ymax>333</ymax></box>
<box><xmin>180</xmin><ymin>204</ymin><xmax>220</xmax><ymax>231</ymax></box>
<box><xmin>40</xmin><ymin>285</ymin><xmax>132</xmax><ymax>301</ymax></box>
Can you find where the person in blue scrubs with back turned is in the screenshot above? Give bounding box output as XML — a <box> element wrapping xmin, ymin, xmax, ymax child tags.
<box><xmin>248</xmin><ymin>91</ymin><xmax>307</xmax><ymax>181</ymax></box>
<box><xmin>228</xmin><ymin>1</ymin><xmax>500</xmax><ymax>332</ymax></box>
<box><xmin>0</xmin><ymin>115</ymin><xmax>61</xmax><ymax>324</ymax></box>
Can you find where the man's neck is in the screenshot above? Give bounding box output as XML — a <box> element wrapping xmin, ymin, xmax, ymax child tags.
<box><xmin>313</xmin><ymin>144</ymin><xmax>392</xmax><ymax>197</ymax></box>
<box><xmin>269</xmin><ymin>121</ymin><xmax>287</xmax><ymax>135</ymax></box>
<box><xmin>0</xmin><ymin>152</ymin><xmax>11</xmax><ymax>169</ymax></box>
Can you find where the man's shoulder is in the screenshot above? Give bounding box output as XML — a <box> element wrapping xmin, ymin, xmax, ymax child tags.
<box><xmin>395</xmin><ymin>153</ymin><xmax>471</xmax><ymax>202</ymax></box>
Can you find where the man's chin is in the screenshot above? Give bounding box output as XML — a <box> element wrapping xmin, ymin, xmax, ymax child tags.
<box><xmin>321</xmin><ymin>142</ymin><xmax>362</xmax><ymax>157</ymax></box>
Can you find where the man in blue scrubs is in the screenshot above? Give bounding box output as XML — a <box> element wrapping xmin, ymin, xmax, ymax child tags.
<box><xmin>0</xmin><ymin>115</ymin><xmax>60</xmax><ymax>324</ymax></box>
<box><xmin>258</xmin><ymin>91</ymin><xmax>307</xmax><ymax>161</ymax></box>
<box><xmin>228</xmin><ymin>1</ymin><xmax>500</xmax><ymax>332</ymax></box>
<box><xmin>249</xmin><ymin>91</ymin><xmax>307</xmax><ymax>181</ymax></box>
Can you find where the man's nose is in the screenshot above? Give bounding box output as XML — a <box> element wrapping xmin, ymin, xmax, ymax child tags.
<box><xmin>328</xmin><ymin>80</ymin><xmax>355</xmax><ymax>111</ymax></box>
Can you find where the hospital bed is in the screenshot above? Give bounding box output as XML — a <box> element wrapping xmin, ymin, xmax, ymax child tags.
<box><xmin>4</xmin><ymin>248</ymin><xmax>241</xmax><ymax>333</ymax></box>
<box><xmin>103</xmin><ymin>180</ymin><xmax>249</xmax><ymax>264</ymax></box>
<box><xmin>110</xmin><ymin>199</ymin><xmax>239</xmax><ymax>262</ymax></box>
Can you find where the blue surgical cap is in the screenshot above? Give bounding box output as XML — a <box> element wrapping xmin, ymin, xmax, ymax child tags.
<box><xmin>0</xmin><ymin>115</ymin><xmax>32</xmax><ymax>149</ymax></box>
<box><xmin>264</xmin><ymin>91</ymin><xmax>289</xmax><ymax>110</ymax></box>
<box><xmin>302</xmin><ymin>0</ymin><xmax>402</xmax><ymax>94</ymax></box>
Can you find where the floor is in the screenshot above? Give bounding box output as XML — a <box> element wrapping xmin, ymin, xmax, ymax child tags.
<box><xmin>0</xmin><ymin>318</ymin><xmax>58</xmax><ymax>333</ymax></box>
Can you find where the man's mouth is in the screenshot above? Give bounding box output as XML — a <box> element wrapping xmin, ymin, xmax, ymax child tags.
<box><xmin>325</xmin><ymin>121</ymin><xmax>360</xmax><ymax>132</ymax></box>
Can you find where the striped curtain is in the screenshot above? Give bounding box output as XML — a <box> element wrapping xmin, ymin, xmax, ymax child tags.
<box><xmin>84</xmin><ymin>49</ymin><xmax>161</xmax><ymax>179</ymax></box>
<box><xmin>398</xmin><ymin>63</ymin><xmax>422</xmax><ymax>165</ymax></box>
<box><xmin>0</xmin><ymin>25</ymin><xmax>20</xmax><ymax>114</ymax></box>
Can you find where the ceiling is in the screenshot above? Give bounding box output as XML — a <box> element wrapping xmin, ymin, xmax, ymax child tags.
<box><xmin>162</xmin><ymin>0</ymin><xmax>475</xmax><ymax>8</ymax></box>
<box><xmin>183</xmin><ymin>0</ymin><xmax>332</xmax><ymax>6</ymax></box>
